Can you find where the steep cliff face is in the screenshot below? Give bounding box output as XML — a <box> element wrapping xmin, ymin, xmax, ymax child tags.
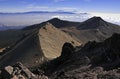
<box><xmin>0</xmin><ymin>30</ymin><xmax>46</xmax><ymax>69</ymax></box>
<box><xmin>39</xmin><ymin>23</ymin><xmax>81</xmax><ymax>59</ymax></box>
<box><xmin>42</xmin><ymin>33</ymin><xmax>120</xmax><ymax>79</ymax></box>
<box><xmin>79</xmin><ymin>33</ymin><xmax>120</xmax><ymax>69</ymax></box>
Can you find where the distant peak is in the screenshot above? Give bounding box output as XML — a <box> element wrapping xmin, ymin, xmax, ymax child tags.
<box><xmin>89</xmin><ymin>16</ymin><xmax>104</xmax><ymax>21</ymax></box>
<box><xmin>48</xmin><ymin>18</ymin><xmax>61</xmax><ymax>22</ymax></box>
<box><xmin>78</xmin><ymin>16</ymin><xmax>107</xmax><ymax>29</ymax></box>
<box><xmin>84</xmin><ymin>16</ymin><xmax>105</xmax><ymax>24</ymax></box>
<box><xmin>47</xmin><ymin>18</ymin><xmax>65</xmax><ymax>28</ymax></box>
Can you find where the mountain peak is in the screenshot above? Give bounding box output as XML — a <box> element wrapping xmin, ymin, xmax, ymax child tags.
<box><xmin>47</xmin><ymin>18</ymin><xmax>67</xmax><ymax>28</ymax></box>
<box><xmin>48</xmin><ymin>18</ymin><xmax>61</xmax><ymax>22</ymax></box>
<box><xmin>91</xmin><ymin>16</ymin><xmax>103</xmax><ymax>21</ymax></box>
<box><xmin>78</xmin><ymin>16</ymin><xmax>107</xmax><ymax>29</ymax></box>
<box><xmin>85</xmin><ymin>16</ymin><xmax>105</xmax><ymax>23</ymax></box>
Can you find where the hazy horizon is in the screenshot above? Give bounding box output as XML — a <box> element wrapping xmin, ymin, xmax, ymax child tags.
<box><xmin>0</xmin><ymin>0</ymin><xmax>120</xmax><ymax>27</ymax></box>
<box><xmin>0</xmin><ymin>12</ymin><xmax>120</xmax><ymax>27</ymax></box>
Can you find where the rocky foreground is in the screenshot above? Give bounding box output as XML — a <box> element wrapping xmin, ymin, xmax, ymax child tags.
<box><xmin>0</xmin><ymin>62</ymin><xmax>48</xmax><ymax>79</ymax></box>
<box><xmin>43</xmin><ymin>33</ymin><xmax>120</xmax><ymax>79</ymax></box>
<box><xmin>1</xmin><ymin>33</ymin><xmax>120</xmax><ymax>79</ymax></box>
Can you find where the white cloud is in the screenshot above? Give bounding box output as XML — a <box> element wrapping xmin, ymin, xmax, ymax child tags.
<box><xmin>27</xmin><ymin>4</ymin><xmax>49</xmax><ymax>9</ymax></box>
<box><xmin>83</xmin><ymin>0</ymin><xmax>91</xmax><ymax>2</ymax></box>
<box><xmin>91</xmin><ymin>12</ymin><xmax>120</xmax><ymax>24</ymax></box>
<box><xmin>56</xmin><ymin>7</ymin><xmax>78</xmax><ymax>12</ymax></box>
<box><xmin>28</xmin><ymin>6</ymin><xmax>49</xmax><ymax>9</ymax></box>
<box><xmin>52</xmin><ymin>0</ymin><xmax>67</xmax><ymax>2</ymax></box>
<box><xmin>26</xmin><ymin>4</ymin><xmax>78</xmax><ymax>12</ymax></box>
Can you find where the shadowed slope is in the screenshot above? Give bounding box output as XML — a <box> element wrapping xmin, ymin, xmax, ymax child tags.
<box><xmin>0</xmin><ymin>30</ymin><xmax>26</xmax><ymax>48</ymax></box>
<box><xmin>42</xmin><ymin>33</ymin><xmax>120</xmax><ymax>79</ymax></box>
<box><xmin>61</xmin><ymin>17</ymin><xmax>120</xmax><ymax>44</ymax></box>
<box><xmin>0</xmin><ymin>30</ymin><xmax>46</xmax><ymax>69</ymax></box>
<box><xmin>0</xmin><ymin>22</ymin><xmax>81</xmax><ymax>69</ymax></box>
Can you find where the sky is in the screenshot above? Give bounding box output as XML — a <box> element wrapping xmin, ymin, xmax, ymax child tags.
<box><xmin>0</xmin><ymin>0</ymin><xmax>120</xmax><ymax>13</ymax></box>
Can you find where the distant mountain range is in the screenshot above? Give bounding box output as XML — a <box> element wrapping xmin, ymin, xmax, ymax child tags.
<box><xmin>0</xmin><ymin>23</ymin><xmax>13</xmax><ymax>30</ymax></box>
<box><xmin>0</xmin><ymin>11</ymin><xmax>78</xmax><ymax>15</ymax></box>
<box><xmin>0</xmin><ymin>24</ymin><xmax>24</xmax><ymax>30</ymax></box>
<box><xmin>0</xmin><ymin>11</ymin><xmax>90</xmax><ymax>28</ymax></box>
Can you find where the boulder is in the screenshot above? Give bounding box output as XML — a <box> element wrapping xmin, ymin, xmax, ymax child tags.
<box><xmin>0</xmin><ymin>62</ymin><xmax>48</xmax><ymax>79</ymax></box>
<box><xmin>61</xmin><ymin>42</ymin><xmax>74</xmax><ymax>58</ymax></box>
<box><xmin>0</xmin><ymin>66</ymin><xmax>13</xmax><ymax>78</ymax></box>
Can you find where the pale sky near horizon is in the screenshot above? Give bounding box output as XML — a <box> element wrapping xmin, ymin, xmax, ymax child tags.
<box><xmin>0</xmin><ymin>0</ymin><xmax>119</xmax><ymax>13</ymax></box>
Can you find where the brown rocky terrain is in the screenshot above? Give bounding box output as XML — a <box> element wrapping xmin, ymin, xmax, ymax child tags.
<box><xmin>0</xmin><ymin>30</ymin><xmax>46</xmax><ymax>69</ymax></box>
<box><xmin>40</xmin><ymin>33</ymin><xmax>120</xmax><ymax>79</ymax></box>
<box><xmin>1</xmin><ymin>33</ymin><xmax>120</xmax><ymax>79</ymax></box>
<box><xmin>39</xmin><ymin>23</ymin><xmax>80</xmax><ymax>59</ymax></box>
<box><xmin>0</xmin><ymin>17</ymin><xmax>120</xmax><ymax>79</ymax></box>
<box><xmin>0</xmin><ymin>22</ymin><xmax>80</xmax><ymax>70</ymax></box>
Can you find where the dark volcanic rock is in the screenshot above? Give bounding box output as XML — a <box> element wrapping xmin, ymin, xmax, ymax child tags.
<box><xmin>0</xmin><ymin>62</ymin><xmax>48</xmax><ymax>79</ymax></box>
<box><xmin>61</xmin><ymin>42</ymin><xmax>74</xmax><ymax>58</ymax></box>
<box><xmin>42</xmin><ymin>42</ymin><xmax>90</xmax><ymax>77</ymax></box>
<box><xmin>72</xmin><ymin>33</ymin><xmax>120</xmax><ymax>68</ymax></box>
<box><xmin>104</xmin><ymin>33</ymin><xmax>120</xmax><ymax>53</ymax></box>
<box><xmin>42</xmin><ymin>42</ymin><xmax>76</xmax><ymax>75</ymax></box>
<box><xmin>78</xmin><ymin>33</ymin><xmax>120</xmax><ymax>70</ymax></box>
<box><xmin>41</xmin><ymin>33</ymin><xmax>120</xmax><ymax>79</ymax></box>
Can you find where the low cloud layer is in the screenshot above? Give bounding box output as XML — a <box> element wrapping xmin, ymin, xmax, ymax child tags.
<box><xmin>0</xmin><ymin>12</ymin><xmax>120</xmax><ymax>27</ymax></box>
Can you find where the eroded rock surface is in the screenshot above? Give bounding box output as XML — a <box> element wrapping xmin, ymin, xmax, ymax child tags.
<box><xmin>41</xmin><ymin>34</ymin><xmax>120</xmax><ymax>79</ymax></box>
<box><xmin>0</xmin><ymin>62</ymin><xmax>48</xmax><ymax>79</ymax></box>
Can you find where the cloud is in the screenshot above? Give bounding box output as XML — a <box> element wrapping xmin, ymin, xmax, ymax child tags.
<box><xmin>53</xmin><ymin>0</ymin><xmax>67</xmax><ymax>2</ymax></box>
<box><xmin>27</xmin><ymin>4</ymin><xmax>49</xmax><ymax>9</ymax></box>
<box><xmin>26</xmin><ymin>3</ymin><xmax>77</xmax><ymax>12</ymax></box>
<box><xmin>91</xmin><ymin>12</ymin><xmax>120</xmax><ymax>25</ymax></box>
<box><xmin>56</xmin><ymin>7</ymin><xmax>78</xmax><ymax>12</ymax></box>
<box><xmin>83</xmin><ymin>0</ymin><xmax>91</xmax><ymax>2</ymax></box>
